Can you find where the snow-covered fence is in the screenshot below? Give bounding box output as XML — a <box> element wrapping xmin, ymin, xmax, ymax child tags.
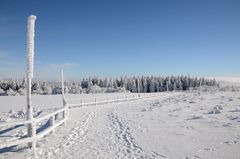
<box><xmin>0</xmin><ymin>107</ymin><xmax>68</xmax><ymax>150</ymax></box>
<box><xmin>67</xmin><ymin>93</ymin><xmax>157</xmax><ymax>108</ymax></box>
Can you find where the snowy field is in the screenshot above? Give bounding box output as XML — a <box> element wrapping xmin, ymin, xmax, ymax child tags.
<box><xmin>0</xmin><ymin>91</ymin><xmax>240</xmax><ymax>159</ymax></box>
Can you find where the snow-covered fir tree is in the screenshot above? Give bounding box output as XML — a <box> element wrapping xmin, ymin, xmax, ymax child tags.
<box><xmin>0</xmin><ymin>75</ymin><xmax>219</xmax><ymax>96</ymax></box>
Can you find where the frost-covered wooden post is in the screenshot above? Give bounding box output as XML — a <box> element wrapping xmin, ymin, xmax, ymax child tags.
<box><xmin>107</xmin><ymin>97</ymin><xmax>109</xmax><ymax>104</ymax></box>
<box><xmin>49</xmin><ymin>115</ymin><xmax>55</xmax><ymax>134</ymax></box>
<box><xmin>61</xmin><ymin>70</ymin><xmax>68</xmax><ymax>119</ymax></box>
<box><xmin>55</xmin><ymin>113</ymin><xmax>59</xmax><ymax>121</ymax></box>
<box><xmin>26</xmin><ymin>15</ymin><xmax>37</xmax><ymax>150</ymax></box>
<box><xmin>137</xmin><ymin>77</ymin><xmax>140</xmax><ymax>98</ymax></box>
<box><xmin>95</xmin><ymin>97</ymin><xmax>97</xmax><ymax>106</ymax></box>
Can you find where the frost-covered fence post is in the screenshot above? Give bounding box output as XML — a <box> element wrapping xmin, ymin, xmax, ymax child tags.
<box><xmin>49</xmin><ymin>115</ymin><xmax>55</xmax><ymax>134</ymax></box>
<box><xmin>81</xmin><ymin>99</ymin><xmax>83</xmax><ymax>106</ymax></box>
<box><xmin>55</xmin><ymin>113</ymin><xmax>59</xmax><ymax>121</ymax></box>
<box><xmin>26</xmin><ymin>15</ymin><xmax>37</xmax><ymax>150</ymax></box>
<box><xmin>117</xmin><ymin>96</ymin><xmax>119</xmax><ymax>103</ymax></box>
<box><xmin>138</xmin><ymin>77</ymin><xmax>140</xmax><ymax>98</ymax></box>
<box><xmin>107</xmin><ymin>97</ymin><xmax>109</xmax><ymax>104</ymax></box>
<box><xmin>61</xmin><ymin>70</ymin><xmax>68</xmax><ymax>120</ymax></box>
<box><xmin>95</xmin><ymin>97</ymin><xmax>97</xmax><ymax>106</ymax></box>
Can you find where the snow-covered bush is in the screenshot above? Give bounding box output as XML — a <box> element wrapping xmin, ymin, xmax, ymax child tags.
<box><xmin>52</xmin><ymin>86</ymin><xmax>62</xmax><ymax>94</ymax></box>
<box><xmin>6</xmin><ymin>88</ymin><xmax>16</xmax><ymax>96</ymax></box>
<box><xmin>68</xmin><ymin>83</ymin><xmax>82</xmax><ymax>94</ymax></box>
<box><xmin>0</xmin><ymin>88</ymin><xmax>5</xmax><ymax>95</ymax></box>
<box><xmin>10</xmin><ymin>110</ymin><xmax>26</xmax><ymax>118</ymax></box>
<box><xmin>32</xmin><ymin>82</ymin><xmax>43</xmax><ymax>94</ymax></box>
<box><xmin>105</xmin><ymin>87</ymin><xmax>126</xmax><ymax>93</ymax></box>
<box><xmin>17</xmin><ymin>88</ymin><xmax>26</xmax><ymax>95</ymax></box>
<box><xmin>87</xmin><ymin>84</ymin><xmax>103</xmax><ymax>94</ymax></box>
<box><xmin>199</xmin><ymin>86</ymin><xmax>220</xmax><ymax>92</ymax></box>
<box><xmin>42</xmin><ymin>82</ymin><xmax>52</xmax><ymax>95</ymax></box>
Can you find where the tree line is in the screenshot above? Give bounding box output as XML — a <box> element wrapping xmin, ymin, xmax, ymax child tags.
<box><xmin>0</xmin><ymin>75</ymin><xmax>217</xmax><ymax>96</ymax></box>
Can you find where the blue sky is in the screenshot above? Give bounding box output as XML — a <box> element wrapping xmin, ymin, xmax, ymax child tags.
<box><xmin>0</xmin><ymin>0</ymin><xmax>240</xmax><ymax>79</ymax></box>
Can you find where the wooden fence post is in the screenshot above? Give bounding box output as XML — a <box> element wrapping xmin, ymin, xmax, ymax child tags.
<box><xmin>61</xmin><ymin>70</ymin><xmax>68</xmax><ymax>121</ymax></box>
<box><xmin>61</xmin><ymin>70</ymin><xmax>66</xmax><ymax>107</ymax></box>
<box><xmin>107</xmin><ymin>97</ymin><xmax>109</xmax><ymax>104</ymax></box>
<box><xmin>55</xmin><ymin>114</ymin><xmax>58</xmax><ymax>121</ymax></box>
<box><xmin>49</xmin><ymin>115</ymin><xmax>55</xmax><ymax>134</ymax></box>
<box><xmin>81</xmin><ymin>99</ymin><xmax>83</xmax><ymax>106</ymax></box>
<box><xmin>62</xmin><ymin>107</ymin><xmax>66</xmax><ymax>120</ymax></box>
<box><xmin>30</xmin><ymin>120</ymin><xmax>36</xmax><ymax>151</ymax></box>
<box><xmin>26</xmin><ymin>15</ymin><xmax>37</xmax><ymax>151</ymax></box>
<box><xmin>95</xmin><ymin>97</ymin><xmax>97</xmax><ymax>106</ymax></box>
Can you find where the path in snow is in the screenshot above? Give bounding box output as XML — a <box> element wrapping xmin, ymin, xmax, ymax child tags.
<box><xmin>34</xmin><ymin>93</ymin><xmax>175</xmax><ymax>159</ymax></box>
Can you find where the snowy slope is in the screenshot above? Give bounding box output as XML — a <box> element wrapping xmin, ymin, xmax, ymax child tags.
<box><xmin>0</xmin><ymin>91</ymin><xmax>240</xmax><ymax>159</ymax></box>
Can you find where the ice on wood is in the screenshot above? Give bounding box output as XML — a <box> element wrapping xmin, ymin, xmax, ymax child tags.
<box><xmin>26</xmin><ymin>15</ymin><xmax>36</xmax><ymax>79</ymax></box>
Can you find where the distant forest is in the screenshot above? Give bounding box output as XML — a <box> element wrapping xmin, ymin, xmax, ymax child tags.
<box><xmin>0</xmin><ymin>75</ymin><xmax>217</xmax><ymax>96</ymax></box>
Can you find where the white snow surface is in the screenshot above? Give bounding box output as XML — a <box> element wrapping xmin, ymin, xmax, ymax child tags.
<box><xmin>0</xmin><ymin>91</ymin><xmax>240</xmax><ymax>159</ymax></box>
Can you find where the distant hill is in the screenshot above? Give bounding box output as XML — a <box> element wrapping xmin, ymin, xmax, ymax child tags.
<box><xmin>207</xmin><ymin>77</ymin><xmax>240</xmax><ymax>87</ymax></box>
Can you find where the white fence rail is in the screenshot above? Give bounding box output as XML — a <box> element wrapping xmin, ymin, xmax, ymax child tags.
<box><xmin>68</xmin><ymin>93</ymin><xmax>157</xmax><ymax>108</ymax></box>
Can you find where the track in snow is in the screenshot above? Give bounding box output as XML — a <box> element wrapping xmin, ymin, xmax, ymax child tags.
<box><xmin>36</xmin><ymin>111</ymin><xmax>96</xmax><ymax>159</ymax></box>
<box><xmin>109</xmin><ymin>111</ymin><xmax>166</xmax><ymax>159</ymax></box>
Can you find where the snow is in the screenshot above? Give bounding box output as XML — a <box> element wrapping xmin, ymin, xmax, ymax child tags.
<box><xmin>0</xmin><ymin>91</ymin><xmax>240</xmax><ymax>159</ymax></box>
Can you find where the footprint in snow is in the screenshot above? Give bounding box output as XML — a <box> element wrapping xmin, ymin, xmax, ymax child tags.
<box><xmin>189</xmin><ymin>101</ymin><xmax>195</xmax><ymax>104</ymax></box>
<box><xmin>202</xmin><ymin>147</ymin><xmax>216</xmax><ymax>152</ymax></box>
<box><xmin>151</xmin><ymin>151</ymin><xmax>167</xmax><ymax>158</ymax></box>
<box><xmin>181</xmin><ymin>125</ymin><xmax>194</xmax><ymax>130</ymax></box>
<box><xmin>151</xmin><ymin>101</ymin><xmax>162</xmax><ymax>107</ymax></box>
<box><xmin>186</xmin><ymin>115</ymin><xmax>204</xmax><ymax>120</ymax></box>
<box><xmin>208</xmin><ymin>106</ymin><xmax>222</xmax><ymax>114</ymax></box>
<box><xmin>221</xmin><ymin>135</ymin><xmax>240</xmax><ymax>145</ymax></box>
<box><xmin>228</xmin><ymin>108</ymin><xmax>240</xmax><ymax>113</ymax></box>
<box><xmin>228</xmin><ymin>98</ymin><xmax>234</xmax><ymax>101</ymax></box>
<box><xmin>222</xmin><ymin>122</ymin><xmax>233</xmax><ymax>127</ymax></box>
<box><xmin>222</xmin><ymin>140</ymin><xmax>238</xmax><ymax>145</ymax></box>
<box><xmin>227</xmin><ymin>115</ymin><xmax>240</xmax><ymax>121</ymax></box>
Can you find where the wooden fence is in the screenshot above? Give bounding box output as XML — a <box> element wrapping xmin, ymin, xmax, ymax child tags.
<box><xmin>68</xmin><ymin>93</ymin><xmax>157</xmax><ymax>108</ymax></box>
<box><xmin>0</xmin><ymin>106</ymin><xmax>68</xmax><ymax>150</ymax></box>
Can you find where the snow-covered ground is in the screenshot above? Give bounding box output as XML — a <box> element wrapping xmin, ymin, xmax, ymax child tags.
<box><xmin>0</xmin><ymin>91</ymin><xmax>240</xmax><ymax>159</ymax></box>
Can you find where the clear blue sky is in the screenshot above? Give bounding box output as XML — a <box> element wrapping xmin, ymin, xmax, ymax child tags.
<box><xmin>0</xmin><ymin>0</ymin><xmax>240</xmax><ymax>79</ymax></box>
